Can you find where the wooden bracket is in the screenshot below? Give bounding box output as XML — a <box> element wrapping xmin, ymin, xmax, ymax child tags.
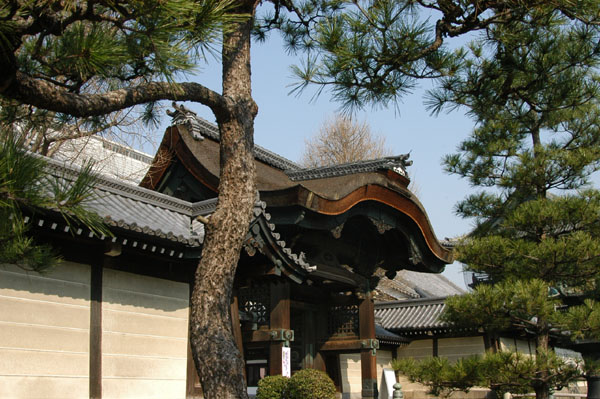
<box><xmin>245</xmin><ymin>328</ymin><xmax>294</xmax><ymax>346</ymax></box>
<box><xmin>361</xmin><ymin>338</ymin><xmax>380</xmax><ymax>355</ymax></box>
<box><xmin>104</xmin><ymin>241</ymin><xmax>122</xmax><ymax>257</ymax></box>
<box><xmin>270</xmin><ymin>328</ymin><xmax>294</xmax><ymax>343</ymax></box>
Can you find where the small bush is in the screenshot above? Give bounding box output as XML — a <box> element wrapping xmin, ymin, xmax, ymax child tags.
<box><xmin>256</xmin><ymin>375</ymin><xmax>289</xmax><ymax>399</ymax></box>
<box><xmin>286</xmin><ymin>368</ymin><xmax>336</xmax><ymax>399</ymax></box>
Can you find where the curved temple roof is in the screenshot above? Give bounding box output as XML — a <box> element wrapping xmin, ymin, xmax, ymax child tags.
<box><xmin>140</xmin><ymin>105</ymin><xmax>453</xmax><ymax>279</ymax></box>
<box><xmin>37</xmin><ymin>157</ymin><xmax>315</xmax><ymax>275</ymax></box>
<box><xmin>44</xmin><ymin>157</ymin><xmax>205</xmax><ymax>246</ymax></box>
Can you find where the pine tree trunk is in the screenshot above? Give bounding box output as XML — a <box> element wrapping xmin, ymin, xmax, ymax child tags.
<box><xmin>534</xmin><ymin>386</ymin><xmax>551</xmax><ymax>399</ymax></box>
<box><xmin>537</xmin><ymin>331</ymin><xmax>549</xmax><ymax>353</ymax></box>
<box><xmin>530</xmin><ymin>125</ymin><xmax>547</xmax><ymax>199</ymax></box>
<box><xmin>534</xmin><ymin>332</ymin><xmax>551</xmax><ymax>399</ymax></box>
<box><xmin>189</xmin><ymin>3</ymin><xmax>258</xmax><ymax>398</ymax></box>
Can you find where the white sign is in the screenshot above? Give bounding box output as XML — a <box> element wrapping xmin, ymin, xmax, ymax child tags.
<box><xmin>282</xmin><ymin>347</ymin><xmax>291</xmax><ymax>377</ymax></box>
<box><xmin>379</xmin><ymin>368</ymin><xmax>397</xmax><ymax>399</ymax></box>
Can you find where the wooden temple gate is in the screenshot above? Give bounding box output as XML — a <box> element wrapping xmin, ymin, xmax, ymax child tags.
<box><xmin>233</xmin><ymin>280</ymin><xmax>380</xmax><ymax>397</ymax></box>
<box><xmin>140</xmin><ymin>105</ymin><xmax>454</xmax><ymax>398</ymax></box>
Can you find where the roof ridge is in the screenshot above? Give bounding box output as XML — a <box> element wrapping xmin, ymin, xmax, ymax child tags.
<box><xmin>191</xmin><ymin>198</ymin><xmax>218</xmax><ymax>217</ymax></box>
<box><xmin>374</xmin><ymin>296</ymin><xmax>449</xmax><ymax>308</ymax></box>
<box><xmin>285</xmin><ymin>154</ymin><xmax>412</xmax><ymax>181</ymax></box>
<box><xmin>167</xmin><ymin>103</ymin><xmax>301</xmax><ymax>171</ymax></box>
<box><xmin>91</xmin><ymin>135</ymin><xmax>154</xmax><ymax>164</ymax></box>
<box><xmin>166</xmin><ymin>104</ymin><xmax>415</xmax><ymax>180</ymax></box>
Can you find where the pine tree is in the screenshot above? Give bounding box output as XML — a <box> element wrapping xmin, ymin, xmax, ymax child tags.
<box><xmin>395</xmin><ymin>14</ymin><xmax>600</xmax><ymax>399</ymax></box>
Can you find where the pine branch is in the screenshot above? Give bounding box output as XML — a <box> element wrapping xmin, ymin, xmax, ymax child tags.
<box><xmin>4</xmin><ymin>72</ymin><xmax>229</xmax><ymax>118</ymax></box>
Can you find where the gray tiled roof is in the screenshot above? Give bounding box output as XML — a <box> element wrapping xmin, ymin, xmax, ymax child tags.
<box><xmin>375</xmin><ymin>269</ymin><xmax>464</xmax><ymax>301</ymax></box>
<box><xmin>53</xmin><ymin>136</ymin><xmax>153</xmax><ymax>184</ymax></box>
<box><xmin>396</xmin><ymin>270</ymin><xmax>464</xmax><ymax>298</ymax></box>
<box><xmin>45</xmin><ymin>157</ymin><xmax>212</xmax><ymax>246</ymax></box>
<box><xmin>375</xmin><ymin>297</ymin><xmax>450</xmax><ymax>334</ymax></box>
<box><xmin>375</xmin><ymin>324</ymin><xmax>410</xmax><ymax>345</ymax></box>
<box><xmin>44</xmin><ymin>156</ymin><xmax>318</xmax><ymax>272</ymax></box>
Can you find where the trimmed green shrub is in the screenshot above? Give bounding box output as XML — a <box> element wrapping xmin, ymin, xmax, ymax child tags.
<box><xmin>256</xmin><ymin>375</ymin><xmax>289</xmax><ymax>399</ymax></box>
<box><xmin>286</xmin><ymin>368</ymin><xmax>336</xmax><ymax>399</ymax></box>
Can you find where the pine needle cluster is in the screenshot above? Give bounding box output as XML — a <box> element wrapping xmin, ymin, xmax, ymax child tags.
<box><xmin>0</xmin><ymin>129</ymin><xmax>109</xmax><ymax>272</ymax></box>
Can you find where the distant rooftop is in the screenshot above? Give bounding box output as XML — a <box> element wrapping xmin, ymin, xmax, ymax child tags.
<box><xmin>53</xmin><ymin>135</ymin><xmax>153</xmax><ymax>184</ymax></box>
<box><xmin>375</xmin><ymin>297</ymin><xmax>452</xmax><ymax>335</ymax></box>
<box><xmin>375</xmin><ymin>269</ymin><xmax>464</xmax><ymax>301</ymax></box>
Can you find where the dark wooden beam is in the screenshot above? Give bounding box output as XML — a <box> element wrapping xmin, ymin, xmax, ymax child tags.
<box><xmin>289</xmin><ymin>300</ymin><xmax>321</xmax><ymax>311</ymax></box>
<box><xmin>310</xmin><ymin>263</ymin><xmax>365</xmax><ymax>287</ymax></box>
<box><xmin>269</xmin><ymin>282</ymin><xmax>290</xmax><ymax>376</ymax></box>
<box><xmin>243</xmin><ymin>328</ymin><xmax>295</xmax><ymax>343</ymax></box>
<box><xmin>319</xmin><ymin>339</ymin><xmax>363</xmax><ymax>351</ymax></box>
<box><xmin>359</xmin><ymin>292</ymin><xmax>377</xmax><ymax>399</ymax></box>
<box><xmin>89</xmin><ymin>258</ymin><xmax>103</xmax><ymax>399</ymax></box>
<box><xmin>304</xmin><ymin>310</ymin><xmax>316</xmax><ymax>369</ymax></box>
<box><xmin>231</xmin><ymin>292</ymin><xmax>246</xmax><ymax>381</ymax></box>
<box><xmin>314</xmin><ymin>306</ymin><xmax>329</xmax><ymax>372</ymax></box>
<box><xmin>186</xmin><ymin>340</ymin><xmax>203</xmax><ymax>398</ymax></box>
<box><xmin>244</xmin><ymin>329</ymin><xmax>272</xmax><ymax>342</ymax></box>
<box><xmin>290</xmin><ymin>284</ymin><xmax>335</xmax><ymax>304</ymax></box>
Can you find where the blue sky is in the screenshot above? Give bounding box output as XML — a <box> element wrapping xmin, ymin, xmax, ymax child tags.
<box><xmin>156</xmin><ymin>34</ymin><xmax>477</xmax><ymax>289</ymax></box>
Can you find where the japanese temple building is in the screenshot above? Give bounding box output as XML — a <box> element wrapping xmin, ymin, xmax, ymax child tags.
<box><xmin>140</xmin><ymin>105</ymin><xmax>453</xmax><ymax>397</ymax></box>
<box><xmin>0</xmin><ymin>105</ymin><xmax>453</xmax><ymax>399</ymax></box>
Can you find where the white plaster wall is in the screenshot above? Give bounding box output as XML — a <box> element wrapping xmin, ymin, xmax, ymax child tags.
<box><xmin>101</xmin><ymin>268</ymin><xmax>189</xmax><ymax>398</ymax></box>
<box><xmin>438</xmin><ymin>337</ymin><xmax>485</xmax><ymax>363</ymax></box>
<box><xmin>0</xmin><ymin>262</ymin><xmax>91</xmax><ymax>398</ymax></box>
<box><xmin>377</xmin><ymin>350</ymin><xmax>394</xmax><ymax>390</ymax></box>
<box><xmin>397</xmin><ymin>339</ymin><xmax>433</xmax><ymax>360</ymax></box>
<box><xmin>395</xmin><ymin>339</ymin><xmax>435</xmax><ymax>395</ymax></box>
<box><xmin>338</xmin><ymin>350</ymin><xmax>395</xmax><ymax>399</ymax></box>
<box><xmin>340</xmin><ymin>353</ymin><xmax>362</xmax><ymax>398</ymax></box>
<box><xmin>396</xmin><ymin>337</ymin><xmax>489</xmax><ymax>399</ymax></box>
<box><xmin>499</xmin><ymin>337</ymin><xmax>534</xmax><ymax>354</ymax></box>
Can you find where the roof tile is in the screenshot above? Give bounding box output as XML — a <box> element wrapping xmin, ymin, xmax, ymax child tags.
<box><xmin>375</xmin><ymin>297</ymin><xmax>451</xmax><ymax>333</ymax></box>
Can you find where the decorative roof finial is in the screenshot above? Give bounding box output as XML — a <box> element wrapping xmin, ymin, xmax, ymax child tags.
<box><xmin>382</xmin><ymin>153</ymin><xmax>412</xmax><ymax>177</ymax></box>
<box><xmin>166</xmin><ymin>102</ymin><xmax>203</xmax><ymax>141</ymax></box>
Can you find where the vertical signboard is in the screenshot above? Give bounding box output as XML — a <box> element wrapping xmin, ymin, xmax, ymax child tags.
<box><xmin>282</xmin><ymin>347</ymin><xmax>291</xmax><ymax>377</ymax></box>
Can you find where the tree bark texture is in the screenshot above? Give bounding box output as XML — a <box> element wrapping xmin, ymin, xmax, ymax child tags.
<box><xmin>189</xmin><ymin>3</ymin><xmax>258</xmax><ymax>398</ymax></box>
<box><xmin>3</xmin><ymin>72</ymin><xmax>228</xmax><ymax>118</ymax></box>
<box><xmin>533</xmin><ymin>331</ymin><xmax>551</xmax><ymax>399</ymax></box>
<box><xmin>534</xmin><ymin>385</ymin><xmax>550</xmax><ymax>399</ymax></box>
